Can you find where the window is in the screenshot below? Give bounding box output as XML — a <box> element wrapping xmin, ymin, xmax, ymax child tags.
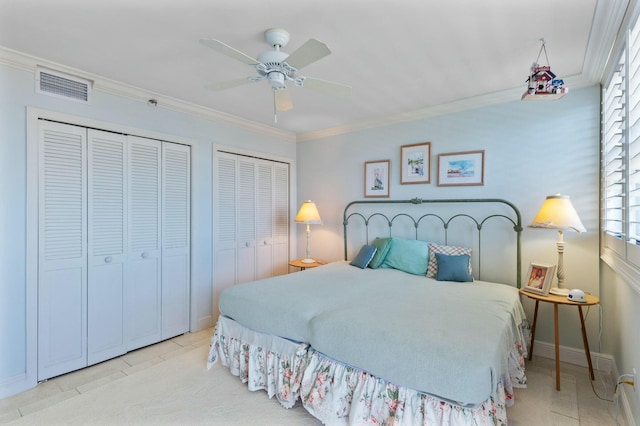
<box><xmin>602</xmin><ymin>9</ymin><xmax>640</xmax><ymax>284</ymax></box>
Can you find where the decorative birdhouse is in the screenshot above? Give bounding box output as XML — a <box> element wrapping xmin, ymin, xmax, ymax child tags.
<box><xmin>522</xmin><ymin>39</ymin><xmax>567</xmax><ymax>100</ymax></box>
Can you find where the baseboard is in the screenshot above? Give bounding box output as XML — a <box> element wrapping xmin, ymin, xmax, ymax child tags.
<box><xmin>533</xmin><ymin>340</ymin><xmax>636</xmax><ymax>426</ymax></box>
<box><xmin>0</xmin><ymin>372</ymin><xmax>31</xmax><ymax>399</ymax></box>
<box><xmin>531</xmin><ymin>339</ymin><xmax>613</xmax><ymax>372</ymax></box>
<box><xmin>610</xmin><ymin>357</ymin><xmax>637</xmax><ymax>426</ymax></box>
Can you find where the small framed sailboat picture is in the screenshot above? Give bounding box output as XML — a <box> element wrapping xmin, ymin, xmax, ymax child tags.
<box><xmin>364</xmin><ymin>160</ymin><xmax>390</xmax><ymax>198</ymax></box>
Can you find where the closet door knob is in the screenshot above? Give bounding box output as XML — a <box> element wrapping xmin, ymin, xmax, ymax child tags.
<box><xmin>104</xmin><ymin>256</ymin><xmax>112</xmax><ymax>263</ymax></box>
<box><xmin>263</xmin><ymin>241</ymin><xmax>267</xmax><ymax>245</ymax></box>
<box><xmin>141</xmin><ymin>252</ymin><xmax>148</xmax><ymax>259</ymax></box>
<box><xmin>245</xmin><ymin>242</ymin><xmax>249</xmax><ymax>247</ymax></box>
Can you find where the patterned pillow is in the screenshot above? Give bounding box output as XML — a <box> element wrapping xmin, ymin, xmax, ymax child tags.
<box><xmin>426</xmin><ymin>243</ymin><xmax>472</xmax><ymax>278</ymax></box>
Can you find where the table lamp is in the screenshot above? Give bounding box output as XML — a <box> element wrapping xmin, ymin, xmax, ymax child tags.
<box><xmin>295</xmin><ymin>200</ymin><xmax>322</xmax><ymax>264</ymax></box>
<box><xmin>529</xmin><ymin>194</ymin><xmax>586</xmax><ymax>296</ymax></box>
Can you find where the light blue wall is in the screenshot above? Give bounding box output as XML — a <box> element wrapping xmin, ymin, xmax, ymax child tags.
<box><xmin>0</xmin><ymin>63</ymin><xmax>296</xmax><ymax>396</ymax></box>
<box><xmin>296</xmin><ymin>85</ymin><xmax>602</xmax><ymax>353</ymax></box>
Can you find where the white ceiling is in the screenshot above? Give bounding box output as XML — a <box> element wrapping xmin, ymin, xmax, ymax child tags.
<box><xmin>0</xmin><ymin>0</ymin><xmax>618</xmax><ymax>138</ymax></box>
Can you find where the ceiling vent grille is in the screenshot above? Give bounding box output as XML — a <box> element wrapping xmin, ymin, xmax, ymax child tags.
<box><xmin>36</xmin><ymin>68</ymin><xmax>92</xmax><ymax>103</ymax></box>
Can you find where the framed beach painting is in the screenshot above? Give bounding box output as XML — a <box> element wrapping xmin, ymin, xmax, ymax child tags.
<box><xmin>400</xmin><ymin>142</ymin><xmax>431</xmax><ymax>184</ymax></box>
<box><xmin>364</xmin><ymin>160</ymin><xmax>390</xmax><ymax>198</ymax></box>
<box><xmin>437</xmin><ymin>150</ymin><xmax>485</xmax><ymax>186</ymax></box>
<box><xmin>523</xmin><ymin>263</ymin><xmax>556</xmax><ymax>296</ymax></box>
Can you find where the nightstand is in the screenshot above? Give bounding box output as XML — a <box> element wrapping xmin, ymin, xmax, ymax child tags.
<box><xmin>288</xmin><ymin>259</ymin><xmax>328</xmax><ymax>271</ymax></box>
<box><xmin>519</xmin><ymin>288</ymin><xmax>600</xmax><ymax>391</ymax></box>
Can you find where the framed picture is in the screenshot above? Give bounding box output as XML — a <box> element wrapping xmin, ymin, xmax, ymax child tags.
<box><xmin>364</xmin><ymin>160</ymin><xmax>390</xmax><ymax>198</ymax></box>
<box><xmin>523</xmin><ymin>263</ymin><xmax>557</xmax><ymax>296</ymax></box>
<box><xmin>437</xmin><ymin>150</ymin><xmax>485</xmax><ymax>186</ymax></box>
<box><xmin>401</xmin><ymin>142</ymin><xmax>431</xmax><ymax>184</ymax></box>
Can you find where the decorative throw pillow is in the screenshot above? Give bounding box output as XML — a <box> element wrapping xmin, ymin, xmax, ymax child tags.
<box><xmin>380</xmin><ymin>238</ymin><xmax>429</xmax><ymax>275</ymax></box>
<box><xmin>427</xmin><ymin>243</ymin><xmax>472</xmax><ymax>278</ymax></box>
<box><xmin>368</xmin><ymin>237</ymin><xmax>393</xmax><ymax>269</ymax></box>
<box><xmin>435</xmin><ymin>253</ymin><xmax>474</xmax><ymax>282</ymax></box>
<box><xmin>350</xmin><ymin>245</ymin><xmax>377</xmax><ymax>269</ymax></box>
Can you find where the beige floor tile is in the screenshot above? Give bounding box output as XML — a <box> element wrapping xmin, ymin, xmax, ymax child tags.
<box><xmin>53</xmin><ymin>357</ymin><xmax>130</xmax><ymax>392</ymax></box>
<box><xmin>17</xmin><ymin>389</ymin><xmax>79</xmax><ymax>417</ymax></box>
<box><xmin>76</xmin><ymin>371</ymin><xmax>127</xmax><ymax>394</ymax></box>
<box><xmin>120</xmin><ymin>340</ymin><xmax>182</xmax><ymax>366</ymax></box>
<box><xmin>0</xmin><ymin>380</ymin><xmax>62</xmax><ymax>413</ymax></box>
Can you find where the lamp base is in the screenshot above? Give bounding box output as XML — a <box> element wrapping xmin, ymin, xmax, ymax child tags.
<box><xmin>301</xmin><ymin>258</ymin><xmax>315</xmax><ymax>264</ymax></box>
<box><xmin>549</xmin><ymin>287</ymin><xmax>570</xmax><ymax>296</ymax></box>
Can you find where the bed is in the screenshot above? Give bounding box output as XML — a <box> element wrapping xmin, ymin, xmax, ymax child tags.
<box><xmin>208</xmin><ymin>198</ymin><xmax>530</xmax><ymax>425</ymax></box>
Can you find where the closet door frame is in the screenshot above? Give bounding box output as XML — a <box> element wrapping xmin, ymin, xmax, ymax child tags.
<box><xmin>25</xmin><ymin>108</ymin><xmax>195</xmax><ymax>391</ymax></box>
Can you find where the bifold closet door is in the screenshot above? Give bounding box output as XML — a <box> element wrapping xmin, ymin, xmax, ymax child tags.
<box><xmin>161</xmin><ymin>142</ymin><xmax>191</xmax><ymax>339</ymax></box>
<box><xmin>214</xmin><ymin>152</ymin><xmax>238</xmax><ymax>288</ymax></box>
<box><xmin>127</xmin><ymin>136</ymin><xmax>162</xmax><ymax>351</ymax></box>
<box><xmin>272</xmin><ymin>163</ymin><xmax>289</xmax><ymax>276</ymax></box>
<box><xmin>237</xmin><ymin>156</ymin><xmax>257</xmax><ymax>284</ymax></box>
<box><xmin>37</xmin><ymin>121</ymin><xmax>88</xmax><ymax>380</ymax></box>
<box><xmin>87</xmin><ymin>129</ymin><xmax>127</xmax><ymax>365</ymax></box>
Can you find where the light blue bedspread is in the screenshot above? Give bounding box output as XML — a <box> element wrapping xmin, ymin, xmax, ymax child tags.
<box><xmin>219</xmin><ymin>261</ymin><xmax>527</xmax><ymax>405</ymax></box>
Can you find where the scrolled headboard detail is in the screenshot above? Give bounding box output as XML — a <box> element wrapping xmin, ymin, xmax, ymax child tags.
<box><xmin>343</xmin><ymin>198</ymin><xmax>523</xmax><ymax>288</ymax></box>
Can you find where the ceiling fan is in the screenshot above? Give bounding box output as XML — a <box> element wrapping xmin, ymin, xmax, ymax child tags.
<box><xmin>200</xmin><ymin>28</ymin><xmax>351</xmax><ymax>121</ymax></box>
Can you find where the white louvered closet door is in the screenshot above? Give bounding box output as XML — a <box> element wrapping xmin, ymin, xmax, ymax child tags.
<box><xmin>237</xmin><ymin>157</ymin><xmax>257</xmax><ymax>284</ymax></box>
<box><xmin>214</xmin><ymin>152</ymin><xmax>238</xmax><ymax>288</ymax></box>
<box><xmin>87</xmin><ymin>129</ymin><xmax>127</xmax><ymax>365</ymax></box>
<box><xmin>272</xmin><ymin>162</ymin><xmax>290</xmax><ymax>276</ymax></box>
<box><xmin>127</xmin><ymin>136</ymin><xmax>162</xmax><ymax>351</ymax></box>
<box><xmin>38</xmin><ymin>121</ymin><xmax>88</xmax><ymax>380</ymax></box>
<box><xmin>214</xmin><ymin>151</ymin><xmax>289</xmax><ymax>291</ymax></box>
<box><xmin>161</xmin><ymin>142</ymin><xmax>191</xmax><ymax>339</ymax></box>
<box><xmin>256</xmin><ymin>160</ymin><xmax>274</xmax><ymax>280</ymax></box>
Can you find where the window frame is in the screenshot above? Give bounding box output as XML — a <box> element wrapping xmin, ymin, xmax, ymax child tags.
<box><xmin>601</xmin><ymin>5</ymin><xmax>640</xmax><ymax>294</ymax></box>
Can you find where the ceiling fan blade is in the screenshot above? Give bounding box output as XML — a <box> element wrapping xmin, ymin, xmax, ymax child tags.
<box><xmin>284</xmin><ymin>39</ymin><xmax>331</xmax><ymax>70</ymax></box>
<box><xmin>205</xmin><ymin>78</ymin><xmax>252</xmax><ymax>91</ymax></box>
<box><xmin>301</xmin><ymin>77</ymin><xmax>352</xmax><ymax>99</ymax></box>
<box><xmin>200</xmin><ymin>38</ymin><xmax>260</xmax><ymax>65</ymax></box>
<box><xmin>274</xmin><ymin>89</ymin><xmax>293</xmax><ymax>111</ymax></box>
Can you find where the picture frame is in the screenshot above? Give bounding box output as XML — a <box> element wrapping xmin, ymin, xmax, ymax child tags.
<box><xmin>400</xmin><ymin>142</ymin><xmax>431</xmax><ymax>184</ymax></box>
<box><xmin>364</xmin><ymin>160</ymin><xmax>390</xmax><ymax>198</ymax></box>
<box><xmin>437</xmin><ymin>150</ymin><xmax>485</xmax><ymax>186</ymax></box>
<box><xmin>523</xmin><ymin>262</ymin><xmax>557</xmax><ymax>296</ymax></box>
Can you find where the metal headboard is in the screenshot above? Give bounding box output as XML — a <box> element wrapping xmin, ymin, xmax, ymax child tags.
<box><xmin>343</xmin><ymin>198</ymin><xmax>523</xmax><ymax>288</ymax></box>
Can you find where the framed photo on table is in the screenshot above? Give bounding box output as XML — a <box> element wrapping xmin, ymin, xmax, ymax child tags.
<box><xmin>523</xmin><ymin>263</ymin><xmax>556</xmax><ymax>296</ymax></box>
<box><xmin>437</xmin><ymin>150</ymin><xmax>485</xmax><ymax>186</ymax></box>
<box><xmin>401</xmin><ymin>142</ymin><xmax>431</xmax><ymax>184</ymax></box>
<box><xmin>364</xmin><ymin>160</ymin><xmax>390</xmax><ymax>198</ymax></box>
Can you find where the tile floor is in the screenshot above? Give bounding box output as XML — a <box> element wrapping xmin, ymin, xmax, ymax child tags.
<box><xmin>0</xmin><ymin>328</ymin><xmax>632</xmax><ymax>425</ymax></box>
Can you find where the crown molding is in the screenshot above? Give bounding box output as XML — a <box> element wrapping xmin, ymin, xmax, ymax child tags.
<box><xmin>297</xmin><ymin>73</ymin><xmax>596</xmax><ymax>143</ymax></box>
<box><xmin>0</xmin><ymin>46</ymin><xmax>296</xmax><ymax>143</ymax></box>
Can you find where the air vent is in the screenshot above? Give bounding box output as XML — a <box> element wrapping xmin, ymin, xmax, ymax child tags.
<box><xmin>36</xmin><ymin>68</ymin><xmax>92</xmax><ymax>103</ymax></box>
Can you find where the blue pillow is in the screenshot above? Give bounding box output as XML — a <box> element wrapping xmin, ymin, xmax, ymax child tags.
<box><xmin>350</xmin><ymin>245</ymin><xmax>377</xmax><ymax>269</ymax></box>
<box><xmin>368</xmin><ymin>237</ymin><xmax>392</xmax><ymax>269</ymax></box>
<box><xmin>380</xmin><ymin>238</ymin><xmax>429</xmax><ymax>275</ymax></box>
<box><xmin>435</xmin><ymin>253</ymin><xmax>474</xmax><ymax>282</ymax></box>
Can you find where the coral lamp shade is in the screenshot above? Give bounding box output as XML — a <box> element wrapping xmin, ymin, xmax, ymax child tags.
<box><xmin>295</xmin><ymin>201</ymin><xmax>322</xmax><ymax>224</ymax></box>
<box><xmin>529</xmin><ymin>194</ymin><xmax>586</xmax><ymax>233</ymax></box>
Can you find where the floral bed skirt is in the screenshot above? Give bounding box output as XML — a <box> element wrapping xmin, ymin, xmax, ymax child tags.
<box><xmin>208</xmin><ymin>316</ymin><xmax>528</xmax><ymax>425</ymax></box>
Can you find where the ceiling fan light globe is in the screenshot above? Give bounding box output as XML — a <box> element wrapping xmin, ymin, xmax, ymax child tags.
<box><xmin>268</xmin><ymin>72</ymin><xmax>286</xmax><ymax>89</ymax></box>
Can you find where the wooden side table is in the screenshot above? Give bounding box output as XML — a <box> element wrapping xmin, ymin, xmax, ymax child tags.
<box><xmin>519</xmin><ymin>288</ymin><xmax>600</xmax><ymax>391</ymax></box>
<box><xmin>288</xmin><ymin>259</ymin><xmax>328</xmax><ymax>271</ymax></box>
